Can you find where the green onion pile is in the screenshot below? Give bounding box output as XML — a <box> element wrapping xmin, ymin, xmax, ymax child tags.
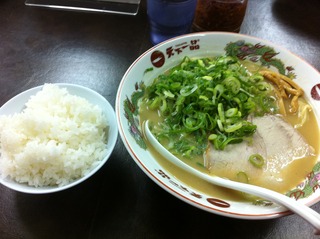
<box><xmin>142</xmin><ymin>55</ymin><xmax>277</xmax><ymax>157</ymax></box>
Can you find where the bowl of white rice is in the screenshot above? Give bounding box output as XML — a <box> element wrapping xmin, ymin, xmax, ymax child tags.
<box><xmin>0</xmin><ymin>83</ymin><xmax>118</xmax><ymax>194</ymax></box>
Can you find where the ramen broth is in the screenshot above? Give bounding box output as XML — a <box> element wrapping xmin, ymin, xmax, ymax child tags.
<box><xmin>140</xmin><ymin>59</ymin><xmax>320</xmax><ymax>201</ymax></box>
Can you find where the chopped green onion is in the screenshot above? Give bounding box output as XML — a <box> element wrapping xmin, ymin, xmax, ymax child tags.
<box><xmin>208</xmin><ymin>134</ymin><xmax>217</xmax><ymax>141</ymax></box>
<box><xmin>212</xmin><ymin>84</ymin><xmax>224</xmax><ymax>105</ymax></box>
<box><xmin>180</xmin><ymin>84</ymin><xmax>198</xmax><ymax>96</ymax></box>
<box><xmin>163</xmin><ymin>90</ymin><xmax>175</xmax><ymax>99</ymax></box>
<box><xmin>217</xmin><ymin>119</ymin><xmax>224</xmax><ymax>131</ymax></box>
<box><xmin>225</xmin><ymin>108</ymin><xmax>238</xmax><ymax>117</ymax></box>
<box><xmin>197</xmin><ymin>59</ymin><xmax>205</xmax><ymax>67</ymax></box>
<box><xmin>224</xmin><ymin>122</ymin><xmax>243</xmax><ymax>133</ymax></box>
<box><xmin>199</xmin><ymin>95</ymin><xmax>208</xmax><ymax>101</ymax></box>
<box><xmin>149</xmin><ymin>97</ymin><xmax>161</xmax><ymax>110</ymax></box>
<box><xmin>143</xmin><ymin>55</ymin><xmax>277</xmax><ymax>157</ymax></box>
<box><xmin>223</xmin><ymin>76</ymin><xmax>241</xmax><ymax>94</ymax></box>
<box><xmin>144</xmin><ymin>67</ymin><xmax>154</xmax><ymax>74</ymax></box>
<box><xmin>250</xmin><ymin>74</ymin><xmax>264</xmax><ymax>82</ymax></box>
<box><xmin>218</xmin><ymin>103</ymin><xmax>225</xmax><ymax>123</ymax></box>
<box><xmin>202</xmin><ymin>75</ymin><xmax>212</xmax><ymax>81</ymax></box>
<box><xmin>159</xmin><ymin>98</ymin><xmax>167</xmax><ymax>112</ymax></box>
<box><xmin>249</xmin><ymin>154</ymin><xmax>265</xmax><ymax>168</ymax></box>
<box><xmin>237</xmin><ymin>171</ymin><xmax>249</xmax><ymax>183</ymax></box>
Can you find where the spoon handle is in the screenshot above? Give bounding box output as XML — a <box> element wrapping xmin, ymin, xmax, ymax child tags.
<box><xmin>144</xmin><ymin>120</ymin><xmax>320</xmax><ymax>234</ymax></box>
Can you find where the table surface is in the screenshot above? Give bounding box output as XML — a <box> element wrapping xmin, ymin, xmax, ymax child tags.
<box><xmin>1</xmin><ymin>0</ymin><xmax>320</xmax><ymax>238</ymax></box>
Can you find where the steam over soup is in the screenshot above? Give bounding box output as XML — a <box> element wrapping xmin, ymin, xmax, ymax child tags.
<box><xmin>140</xmin><ymin>55</ymin><xmax>319</xmax><ymax>201</ymax></box>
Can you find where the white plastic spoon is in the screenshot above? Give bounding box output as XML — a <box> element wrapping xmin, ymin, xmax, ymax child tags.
<box><xmin>144</xmin><ymin>120</ymin><xmax>320</xmax><ymax>235</ymax></box>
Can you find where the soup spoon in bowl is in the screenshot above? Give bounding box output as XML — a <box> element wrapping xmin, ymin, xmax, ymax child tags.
<box><xmin>144</xmin><ymin>120</ymin><xmax>320</xmax><ymax>235</ymax></box>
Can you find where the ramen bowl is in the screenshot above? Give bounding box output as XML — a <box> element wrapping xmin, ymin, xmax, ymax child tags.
<box><xmin>116</xmin><ymin>32</ymin><xmax>320</xmax><ymax>219</ymax></box>
<box><xmin>0</xmin><ymin>83</ymin><xmax>118</xmax><ymax>194</ymax></box>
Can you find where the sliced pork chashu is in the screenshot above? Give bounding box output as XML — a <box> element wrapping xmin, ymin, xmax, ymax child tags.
<box><xmin>204</xmin><ymin>114</ymin><xmax>315</xmax><ymax>190</ymax></box>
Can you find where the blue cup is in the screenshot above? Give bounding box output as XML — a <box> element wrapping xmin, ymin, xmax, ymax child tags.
<box><xmin>147</xmin><ymin>0</ymin><xmax>198</xmax><ymax>45</ymax></box>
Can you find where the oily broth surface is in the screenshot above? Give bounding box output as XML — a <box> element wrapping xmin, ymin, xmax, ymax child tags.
<box><xmin>140</xmin><ymin>60</ymin><xmax>320</xmax><ymax>201</ymax></box>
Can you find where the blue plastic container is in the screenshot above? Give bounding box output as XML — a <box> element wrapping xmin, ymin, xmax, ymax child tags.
<box><xmin>147</xmin><ymin>0</ymin><xmax>198</xmax><ymax>45</ymax></box>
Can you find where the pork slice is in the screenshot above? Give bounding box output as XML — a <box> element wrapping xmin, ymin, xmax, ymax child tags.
<box><xmin>204</xmin><ymin>114</ymin><xmax>314</xmax><ymax>188</ymax></box>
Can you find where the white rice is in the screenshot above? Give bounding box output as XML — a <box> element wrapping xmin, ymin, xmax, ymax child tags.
<box><xmin>0</xmin><ymin>84</ymin><xmax>109</xmax><ymax>187</ymax></box>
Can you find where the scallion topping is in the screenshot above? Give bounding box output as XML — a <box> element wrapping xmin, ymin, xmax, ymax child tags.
<box><xmin>237</xmin><ymin>171</ymin><xmax>249</xmax><ymax>183</ymax></box>
<box><xmin>142</xmin><ymin>55</ymin><xmax>277</xmax><ymax>157</ymax></box>
<box><xmin>248</xmin><ymin>154</ymin><xmax>265</xmax><ymax>168</ymax></box>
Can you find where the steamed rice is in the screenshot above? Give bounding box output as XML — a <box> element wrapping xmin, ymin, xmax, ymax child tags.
<box><xmin>0</xmin><ymin>84</ymin><xmax>109</xmax><ymax>187</ymax></box>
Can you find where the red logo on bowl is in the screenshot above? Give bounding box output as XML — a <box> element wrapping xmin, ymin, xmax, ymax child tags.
<box><xmin>151</xmin><ymin>50</ymin><xmax>165</xmax><ymax>68</ymax></box>
<box><xmin>311</xmin><ymin>84</ymin><xmax>320</xmax><ymax>101</ymax></box>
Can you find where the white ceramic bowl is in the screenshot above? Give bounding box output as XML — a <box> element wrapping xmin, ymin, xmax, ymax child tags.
<box><xmin>116</xmin><ymin>32</ymin><xmax>320</xmax><ymax>219</ymax></box>
<box><xmin>0</xmin><ymin>83</ymin><xmax>118</xmax><ymax>194</ymax></box>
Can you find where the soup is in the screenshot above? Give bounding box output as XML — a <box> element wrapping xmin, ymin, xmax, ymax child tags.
<box><xmin>140</xmin><ymin>55</ymin><xmax>320</xmax><ymax>201</ymax></box>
